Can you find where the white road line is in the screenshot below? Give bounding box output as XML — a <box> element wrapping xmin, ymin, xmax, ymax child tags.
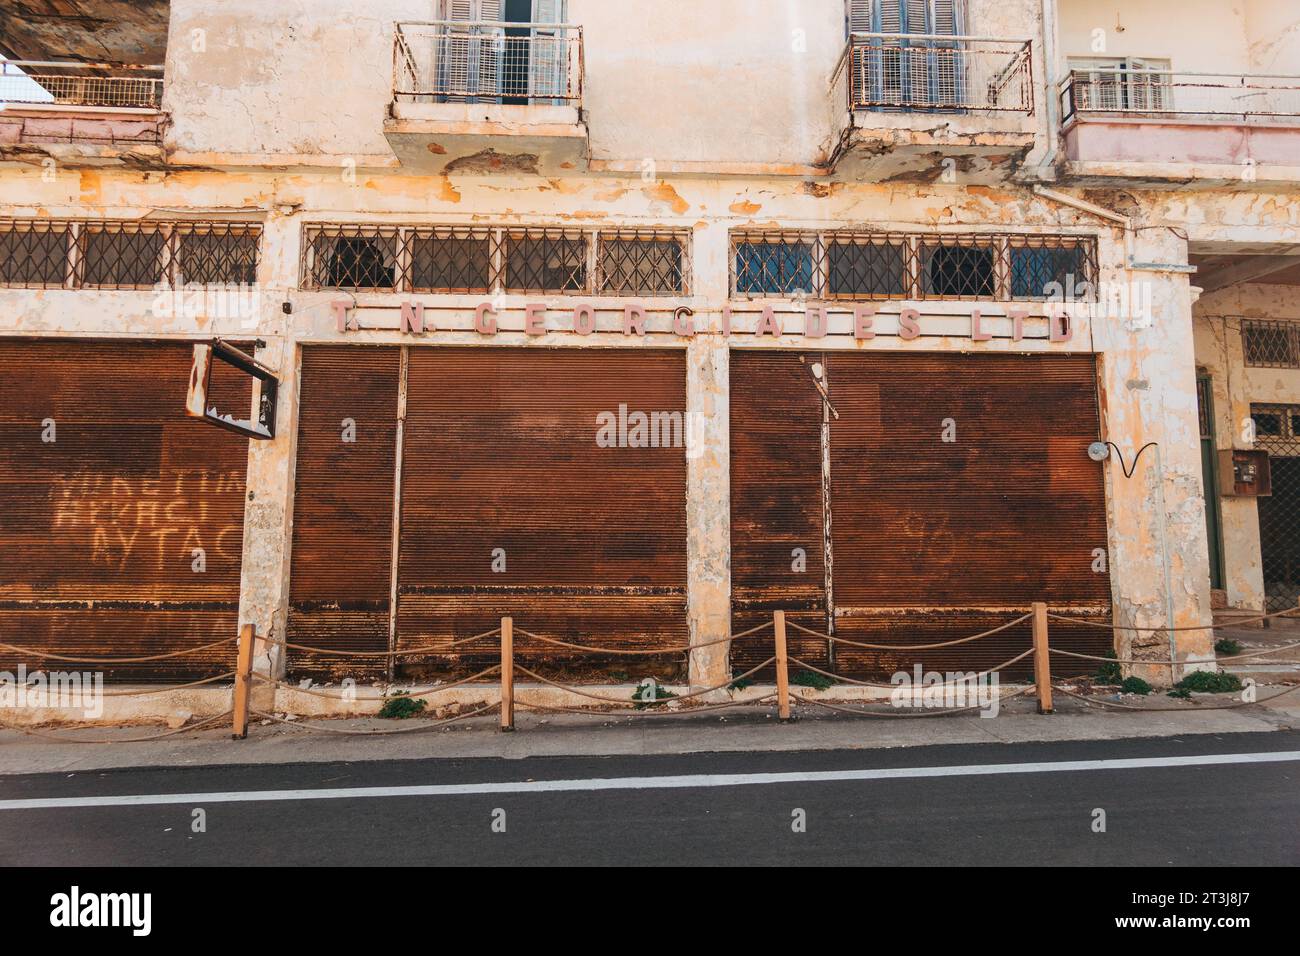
<box><xmin>1</xmin><ymin>751</ymin><xmax>1297</xmax><ymax>811</ymax></box>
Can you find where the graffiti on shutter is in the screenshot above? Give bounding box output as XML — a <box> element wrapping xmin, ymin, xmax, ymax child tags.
<box><xmin>0</xmin><ymin>340</ymin><xmax>248</xmax><ymax>680</ymax></box>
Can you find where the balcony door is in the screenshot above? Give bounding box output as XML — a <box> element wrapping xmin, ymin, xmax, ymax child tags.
<box><xmin>849</xmin><ymin>0</ymin><xmax>964</xmax><ymax>109</ymax></box>
<box><xmin>439</xmin><ymin>0</ymin><xmax>566</xmax><ymax>105</ymax></box>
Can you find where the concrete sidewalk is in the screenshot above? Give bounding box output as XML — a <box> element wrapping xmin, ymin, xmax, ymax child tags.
<box><xmin>2</xmin><ymin>689</ymin><xmax>1297</xmax><ymax>777</ymax></box>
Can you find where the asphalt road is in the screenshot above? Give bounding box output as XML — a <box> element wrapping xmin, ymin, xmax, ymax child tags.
<box><xmin>1</xmin><ymin>731</ymin><xmax>1296</xmax><ymax>866</ymax></box>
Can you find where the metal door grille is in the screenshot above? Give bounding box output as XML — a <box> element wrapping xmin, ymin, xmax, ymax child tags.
<box><xmin>1252</xmin><ymin>403</ymin><xmax>1300</xmax><ymax>611</ymax></box>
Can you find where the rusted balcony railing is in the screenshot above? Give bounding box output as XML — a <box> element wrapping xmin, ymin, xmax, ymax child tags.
<box><xmin>0</xmin><ymin>59</ymin><xmax>163</xmax><ymax>109</ymax></box>
<box><xmin>1061</xmin><ymin>69</ymin><xmax>1300</xmax><ymax>121</ymax></box>
<box><xmin>836</xmin><ymin>34</ymin><xmax>1033</xmax><ymax>112</ymax></box>
<box><xmin>393</xmin><ymin>20</ymin><xmax>583</xmax><ymax>106</ymax></box>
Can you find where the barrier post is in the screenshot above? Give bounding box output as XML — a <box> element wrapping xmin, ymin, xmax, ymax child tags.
<box><xmin>1031</xmin><ymin>602</ymin><xmax>1053</xmax><ymax>715</ymax></box>
<box><xmin>500</xmin><ymin>616</ymin><xmax>515</xmax><ymax>732</ymax></box>
<box><xmin>231</xmin><ymin>623</ymin><xmax>255</xmax><ymax>739</ymax></box>
<box><xmin>774</xmin><ymin>610</ymin><xmax>791</xmax><ymax>721</ymax></box>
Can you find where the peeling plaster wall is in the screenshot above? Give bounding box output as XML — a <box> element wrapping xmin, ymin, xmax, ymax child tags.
<box><xmin>1245</xmin><ymin>0</ymin><xmax>1300</xmax><ymax>74</ymax></box>
<box><xmin>160</xmin><ymin>0</ymin><xmax>1046</xmax><ymax>171</ymax></box>
<box><xmin>1194</xmin><ymin>281</ymin><xmax>1300</xmax><ymax>611</ymax></box>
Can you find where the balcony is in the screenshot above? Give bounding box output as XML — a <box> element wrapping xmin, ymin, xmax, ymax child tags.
<box><xmin>827</xmin><ymin>34</ymin><xmax>1037</xmax><ymax>183</ymax></box>
<box><xmin>0</xmin><ymin>59</ymin><xmax>165</xmax><ymax>165</ymax></box>
<box><xmin>384</xmin><ymin>20</ymin><xmax>587</xmax><ymax>175</ymax></box>
<box><xmin>1059</xmin><ymin>69</ymin><xmax>1300</xmax><ymax>186</ymax></box>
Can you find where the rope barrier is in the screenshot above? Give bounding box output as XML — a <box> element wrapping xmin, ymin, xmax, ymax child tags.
<box><xmin>786</xmin><ymin>611</ymin><xmax>1033</xmax><ymax>651</ymax></box>
<box><xmin>248</xmin><ymin>701</ymin><xmax>500</xmax><ymax>736</ymax></box>
<box><xmin>0</xmin><ymin>635</ymin><xmax>238</xmax><ymax>664</ymax></box>
<box><xmin>1052</xmin><ymin>682</ymin><xmax>1300</xmax><ymax>713</ymax></box>
<box><xmin>1049</xmin><ymin>643</ymin><xmax>1300</xmax><ymax>667</ymax></box>
<box><xmin>0</xmin><ymin>710</ymin><xmax>233</xmax><ymax>744</ymax></box>
<box><xmin>1046</xmin><ymin>608</ymin><xmax>1300</xmax><ymax>633</ymax></box>
<box><xmin>787</xmin><ymin>647</ymin><xmax>1035</xmax><ymax>689</ymax></box>
<box><xmin>260</xmin><ymin>665</ymin><xmax>502</xmax><ymax>701</ymax></box>
<box><xmin>515</xmin><ymin>693</ymin><xmax>779</xmax><ymax>719</ymax></box>
<box><xmin>510</xmin><ymin>625</ymin><xmax>765</xmax><ymax>657</ymax></box>
<box><xmin>788</xmin><ymin>686</ymin><xmax>1034</xmax><ymax>718</ymax></box>
<box><xmin>97</xmin><ymin>671</ymin><xmax>237</xmax><ymax>697</ymax></box>
<box><xmin>513</xmin><ymin>657</ymin><xmax>777</xmax><ymax>707</ymax></box>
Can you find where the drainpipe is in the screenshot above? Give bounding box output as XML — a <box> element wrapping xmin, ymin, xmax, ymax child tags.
<box><xmin>1031</xmin><ymin>184</ymin><xmax>1134</xmax><ymax>265</ymax></box>
<box><xmin>1038</xmin><ymin>0</ymin><xmax>1060</xmax><ymax>174</ymax></box>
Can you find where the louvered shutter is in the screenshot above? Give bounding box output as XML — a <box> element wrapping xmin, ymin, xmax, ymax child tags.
<box><xmin>848</xmin><ymin>0</ymin><xmax>873</xmax><ymax>33</ymax></box>
<box><xmin>530</xmin><ymin>0</ymin><xmax>567</xmax><ymax>103</ymax></box>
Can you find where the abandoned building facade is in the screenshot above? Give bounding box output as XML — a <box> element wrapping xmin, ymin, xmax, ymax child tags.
<box><xmin>1</xmin><ymin>0</ymin><xmax>1298</xmax><ymax>702</ymax></box>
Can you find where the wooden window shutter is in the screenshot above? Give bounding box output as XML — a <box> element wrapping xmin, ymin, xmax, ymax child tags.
<box><xmin>848</xmin><ymin>0</ymin><xmax>873</xmax><ymax>34</ymax></box>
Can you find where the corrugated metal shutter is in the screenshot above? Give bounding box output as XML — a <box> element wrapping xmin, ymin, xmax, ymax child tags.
<box><xmin>730</xmin><ymin>351</ymin><xmax>832</xmax><ymax>677</ymax></box>
<box><xmin>0</xmin><ymin>339</ymin><xmax>249</xmax><ymax>680</ymax></box>
<box><xmin>730</xmin><ymin>351</ymin><xmax>1112</xmax><ymax>680</ymax></box>
<box><xmin>396</xmin><ymin>348</ymin><xmax>689</xmax><ymax>681</ymax></box>
<box><xmin>286</xmin><ymin>347</ymin><xmax>400</xmax><ymax>679</ymax></box>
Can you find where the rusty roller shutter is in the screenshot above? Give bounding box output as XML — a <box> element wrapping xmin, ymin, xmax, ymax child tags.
<box><xmin>286</xmin><ymin>346</ymin><xmax>400</xmax><ymax>679</ymax></box>
<box><xmin>0</xmin><ymin>339</ymin><xmax>249</xmax><ymax>680</ymax></box>
<box><xmin>826</xmin><ymin>352</ymin><xmax>1111</xmax><ymax>678</ymax></box>
<box><xmin>730</xmin><ymin>351</ymin><xmax>832</xmax><ymax>678</ymax></box>
<box><xmin>396</xmin><ymin>348</ymin><xmax>689</xmax><ymax>682</ymax></box>
<box><xmin>730</xmin><ymin>349</ymin><xmax>1111</xmax><ymax>681</ymax></box>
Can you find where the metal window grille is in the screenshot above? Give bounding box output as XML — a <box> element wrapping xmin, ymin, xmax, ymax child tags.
<box><xmin>1243</xmin><ymin>319</ymin><xmax>1300</xmax><ymax>369</ymax></box>
<box><xmin>730</xmin><ymin>229</ymin><xmax>1098</xmax><ymax>301</ymax></box>
<box><xmin>1251</xmin><ymin>403</ymin><xmax>1300</xmax><ymax>612</ymax></box>
<box><xmin>301</xmin><ymin>225</ymin><xmax>691</xmax><ymax>296</ymax></box>
<box><xmin>0</xmin><ymin>219</ymin><xmax>263</xmax><ymax>290</ymax></box>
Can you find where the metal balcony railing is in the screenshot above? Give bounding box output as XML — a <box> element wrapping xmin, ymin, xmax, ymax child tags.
<box><xmin>836</xmin><ymin>34</ymin><xmax>1033</xmax><ymax>113</ymax></box>
<box><xmin>393</xmin><ymin>20</ymin><xmax>583</xmax><ymax>106</ymax></box>
<box><xmin>0</xmin><ymin>60</ymin><xmax>163</xmax><ymax>110</ymax></box>
<box><xmin>1061</xmin><ymin>69</ymin><xmax>1300</xmax><ymax>121</ymax></box>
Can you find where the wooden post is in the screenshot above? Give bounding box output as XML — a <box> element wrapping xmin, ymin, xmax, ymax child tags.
<box><xmin>1031</xmin><ymin>602</ymin><xmax>1053</xmax><ymax>715</ymax></box>
<box><xmin>231</xmin><ymin>623</ymin><xmax>255</xmax><ymax>739</ymax></box>
<box><xmin>774</xmin><ymin>610</ymin><xmax>791</xmax><ymax>721</ymax></box>
<box><xmin>500</xmin><ymin>616</ymin><xmax>514</xmax><ymax>732</ymax></box>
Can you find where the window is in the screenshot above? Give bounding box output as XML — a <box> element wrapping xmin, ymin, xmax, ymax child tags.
<box><xmin>1067</xmin><ymin>57</ymin><xmax>1172</xmax><ymax>112</ymax></box>
<box><xmin>411</xmin><ymin>232</ymin><xmax>492</xmax><ymax>293</ymax></box>
<box><xmin>731</xmin><ymin>229</ymin><xmax>1098</xmax><ymax>301</ymax></box>
<box><xmin>80</xmin><ymin>226</ymin><xmax>166</xmax><ymax>289</ymax></box>
<box><xmin>1252</xmin><ymin>411</ymin><xmax>1283</xmax><ymax>438</ymax></box>
<box><xmin>922</xmin><ymin>242</ymin><xmax>995</xmax><ymax>298</ymax></box>
<box><xmin>1243</xmin><ymin>320</ymin><xmax>1300</xmax><ymax>369</ymax></box>
<box><xmin>504</xmin><ymin>231</ymin><xmax>587</xmax><ymax>293</ymax></box>
<box><xmin>1009</xmin><ymin>240</ymin><xmax>1094</xmax><ymax>299</ymax></box>
<box><xmin>828</xmin><ymin>239</ymin><xmax>907</xmax><ymax>298</ymax></box>
<box><xmin>0</xmin><ymin>224</ymin><xmax>68</xmax><ymax>287</ymax></box>
<box><xmin>177</xmin><ymin>228</ymin><xmax>260</xmax><ymax>285</ymax></box>
<box><xmin>597</xmin><ymin>233</ymin><xmax>689</xmax><ymax>295</ymax></box>
<box><xmin>734</xmin><ymin>239</ymin><xmax>815</xmax><ymax>296</ymax></box>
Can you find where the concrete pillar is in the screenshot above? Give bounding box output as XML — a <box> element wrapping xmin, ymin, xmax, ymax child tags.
<box><xmin>685</xmin><ymin>335</ymin><xmax>732</xmax><ymax>688</ymax></box>
<box><xmin>1097</xmin><ymin>230</ymin><xmax>1215</xmax><ymax>684</ymax></box>
<box><xmin>236</xmin><ymin>208</ymin><xmax>301</xmax><ymax>707</ymax></box>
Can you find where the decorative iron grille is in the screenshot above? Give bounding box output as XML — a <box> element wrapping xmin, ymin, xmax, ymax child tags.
<box><xmin>0</xmin><ymin>219</ymin><xmax>262</xmax><ymax>290</ymax></box>
<box><xmin>730</xmin><ymin>230</ymin><xmax>1097</xmax><ymax>301</ymax></box>
<box><xmin>301</xmin><ymin>225</ymin><xmax>691</xmax><ymax>296</ymax></box>
<box><xmin>1251</xmin><ymin>403</ymin><xmax>1300</xmax><ymax>612</ymax></box>
<box><xmin>1243</xmin><ymin>319</ymin><xmax>1300</xmax><ymax>369</ymax></box>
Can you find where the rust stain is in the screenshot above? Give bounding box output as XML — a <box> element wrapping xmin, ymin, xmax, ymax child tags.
<box><xmin>426</xmin><ymin>143</ymin><xmax>447</xmax><ymax>155</ymax></box>
<box><xmin>729</xmin><ymin>199</ymin><xmax>762</xmax><ymax>215</ymax></box>
<box><xmin>593</xmin><ymin>186</ymin><xmax>628</xmax><ymax>203</ymax></box>
<box><xmin>547</xmin><ymin>177</ymin><xmax>584</xmax><ymax>195</ymax></box>
<box><xmin>643</xmin><ymin>181</ymin><xmax>690</xmax><ymax>215</ymax></box>
<box><xmin>436</xmin><ymin>175</ymin><xmax>461</xmax><ymax>203</ymax></box>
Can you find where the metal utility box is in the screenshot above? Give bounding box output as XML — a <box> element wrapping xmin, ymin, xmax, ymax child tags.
<box><xmin>1218</xmin><ymin>449</ymin><xmax>1272</xmax><ymax>497</ymax></box>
